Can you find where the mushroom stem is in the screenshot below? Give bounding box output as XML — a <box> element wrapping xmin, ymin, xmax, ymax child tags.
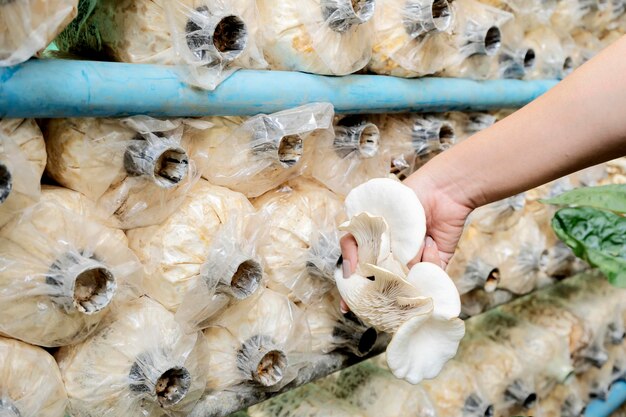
<box><xmin>333</xmin><ymin>120</ymin><xmax>380</xmax><ymax>159</ymax></box>
<box><xmin>185</xmin><ymin>8</ymin><xmax>248</xmax><ymax>62</ymax></box>
<box><xmin>464</xmin><ymin>25</ymin><xmax>502</xmax><ymax>57</ymax></box>
<box><xmin>0</xmin><ymin>162</ymin><xmax>12</xmax><ymax>205</ymax></box>
<box><xmin>46</xmin><ymin>253</ymin><xmax>117</xmax><ymax>315</ymax></box>
<box><xmin>320</xmin><ymin>0</ymin><xmax>376</xmax><ymax>32</ymax></box>
<box><xmin>129</xmin><ymin>357</ymin><xmax>192</xmax><ymax>408</ymax></box>
<box><xmin>124</xmin><ymin>139</ymin><xmax>189</xmax><ymax>188</ymax></box>
<box><xmin>0</xmin><ymin>399</ymin><xmax>20</xmax><ymax>417</ymax></box>
<box><xmin>504</xmin><ymin>379</ymin><xmax>537</xmax><ymax>409</ymax></box>
<box><xmin>463</xmin><ymin>393</ymin><xmax>494</xmax><ymax>417</ymax></box>
<box><xmin>237</xmin><ymin>335</ymin><xmax>288</xmax><ymax>387</ymax></box>
<box><xmin>217</xmin><ymin>257</ymin><xmax>263</xmax><ymax>300</ymax></box>
<box><xmin>403</xmin><ymin>0</ymin><xmax>453</xmax><ymax>38</ymax></box>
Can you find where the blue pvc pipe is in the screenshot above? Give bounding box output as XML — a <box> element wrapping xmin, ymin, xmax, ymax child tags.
<box><xmin>0</xmin><ymin>59</ymin><xmax>558</xmax><ymax>118</ymax></box>
<box><xmin>585</xmin><ymin>381</ymin><xmax>626</xmax><ymax>417</ymax></box>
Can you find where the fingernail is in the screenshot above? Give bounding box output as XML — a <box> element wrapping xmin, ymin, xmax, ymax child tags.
<box><xmin>426</xmin><ymin>236</ymin><xmax>435</xmax><ymax>248</ymax></box>
<box><xmin>342</xmin><ymin>259</ymin><xmax>352</xmax><ymax>278</ymax></box>
<box><xmin>340</xmin><ymin>304</ymin><xmax>349</xmax><ymax>314</ymax></box>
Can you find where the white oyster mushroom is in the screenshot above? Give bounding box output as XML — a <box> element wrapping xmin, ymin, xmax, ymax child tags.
<box><xmin>337</xmin><ymin>178</ymin><xmax>463</xmax><ymax>384</ymax></box>
<box><xmin>344</xmin><ymin>178</ymin><xmax>426</xmax><ymax>265</ymax></box>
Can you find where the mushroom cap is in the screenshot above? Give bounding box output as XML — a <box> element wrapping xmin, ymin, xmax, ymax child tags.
<box><xmin>344</xmin><ymin>178</ymin><xmax>426</xmax><ymax>265</ymax></box>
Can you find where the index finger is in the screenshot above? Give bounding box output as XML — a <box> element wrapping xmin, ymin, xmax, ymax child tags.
<box><xmin>340</xmin><ymin>234</ymin><xmax>358</xmax><ymax>277</ymax></box>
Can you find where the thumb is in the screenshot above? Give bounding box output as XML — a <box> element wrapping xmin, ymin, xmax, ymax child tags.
<box><xmin>422</xmin><ymin>236</ymin><xmax>443</xmax><ymax>268</ymax></box>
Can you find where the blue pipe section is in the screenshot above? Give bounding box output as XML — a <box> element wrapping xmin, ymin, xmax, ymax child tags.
<box><xmin>0</xmin><ymin>59</ymin><xmax>558</xmax><ymax>118</ymax></box>
<box><xmin>585</xmin><ymin>381</ymin><xmax>626</xmax><ymax>417</ymax></box>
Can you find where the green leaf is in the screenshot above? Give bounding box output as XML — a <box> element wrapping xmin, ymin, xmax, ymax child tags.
<box><xmin>542</xmin><ymin>184</ymin><xmax>626</xmax><ymax>214</ymax></box>
<box><xmin>552</xmin><ymin>207</ymin><xmax>626</xmax><ymax>287</ymax></box>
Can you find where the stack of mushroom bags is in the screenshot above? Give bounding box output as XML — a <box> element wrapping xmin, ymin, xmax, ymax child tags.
<box><xmin>243</xmin><ymin>271</ymin><xmax>626</xmax><ymax>417</ymax></box>
<box><xmin>4</xmin><ymin>0</ymin><xmax>626</xmax><ymax>81</ymax></box>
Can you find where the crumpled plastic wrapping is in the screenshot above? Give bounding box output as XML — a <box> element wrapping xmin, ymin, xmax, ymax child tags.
<box><xmin>420</xmin><ymin>359</ymin><xmax>494</xmax><ymax>417</ymax></box>
<box><xmin>0</xmin><ymin>336</ymin><xmax>68</xmax><ymax>417</ymax></box>
<box><xmin>252</xmin><ymin>177</ymin><xmax>345</xmax><ymax>304</ymax></box>
<box><xmin>44</xmin><ymin>116</ymin><xmax>210</xmax><ymax>229</ymax></box>
<box><xmin>481</xmin><ymin>0</ymin><xmax>557</xmax><ymax>29</ymax></box>
<box><xmin>0</xmin><ymin>192</ymin><xmax>142</xmax><ymax>347</ymax></box>
<box><xmin>589</xmin><ymin>0</ymin><xmax>626</xmax><ymax>34</ymax></box>
<box><xmin>379</xmin><ymin>113</ymin><xmax>456</xmax><ymax>178</ymax></box>
<box><xmin>304</xmin><ymin>115</ymin><xmax>388</xmax><ymax>196</ymax></box>
<box><xmin>202</xmin><ymin>289</ymin><xmax>310</xmax><ymax>392</ymax></box>
<box><xmin>467</xmin><ymin>193</ymin><xmax>526</xmax><ymax>233</ymax></box>
<box><xmin>575</xmin><ymin>351</ymin><xmax>617</xmax><ymax>402</ymax></box>
<box><xmin>0</xmin><ymin>119</ymin><xmax>46</xmax><ymax>228</ymax></box>
<box><xmin>304</xmin><ymin>290</ymin><xmax>379</xmax><ymax>357</ymax></box>
<box><xmin>446</xmin><ymin>111</ymin><xmax>496</xmax><ymax>143</ymax></box>
<box><xmin>367</xmin><ymin>0</ymin><xmax>457</xmax><ymax>77</ymax></box>
<box><xmin>492</xmin><ymin>19</ymin><xmax>538</xmax><ymax>80</ymax></box>
<box><xmin>528</xmin><ymin>382</ymin><xmax>584</xmax><ymax>417</ymax></box>
<box><xmin>126</xmin><ymin>179</ymin><xmax>255</xmax><ymax>314</ymax></box>
<box><xmin>174</xmin><ymin>211</ymin><xmax>264</xmax><ymax>333</ymax></box>
<box><xmin>438</xmin><ymin>0</ymin><xmax>512</xmax><ymax>80</ymax></box>
<box><xmin>57</xmin><ymin>296</ymin><xmax>208</xmax><ymax>417</ymax></box>
<box><xmin>56</xmin><ymin>0</ymin><xmax>266</xmax><ymax>90</ymax></box>
<box><xmin>257</xmin><ymin>0</ymin><xmax>376</xmax><ymax>75</ymax></box>
<box><xmin>460</xmin><ymin>288</ymin><xmax>514</xmax><ymax>318</ymax></box>
<box><xmin>0</xmin><ymin>0</ymin><xmax>78</xmax><ymax>66</ymax></box>
<box><xmin>192</xmin><ymin>103</ymin><xmax>335</xmax><ymax>198</ymax></box>
<box><xmin>551</xmin><ymin>0</ymin><xmax>599</xmax><ymax>33</ymax></box>
<box><xmin>524</xmin><ymin>26</ymin><xmax>574</xmax><ymax>80</ymax></box>
<box><xmin>571</xmin><ymin>29</ymin><xmax>603</xmax><ymax>66</ymax></box>
<box><xmin>248</xmin><ymin>383</ymin><xmax>367</xmax><ymax>417</ymax></box>
<box><xmin>322</xmin><ymin>361</ymin><xmax>437</xmax><ymax>417</ymax></box>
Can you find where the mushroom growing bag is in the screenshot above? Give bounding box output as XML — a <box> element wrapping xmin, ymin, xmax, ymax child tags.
<box><xmin>55</xmin><ymin>0</ymin><xmax>265</xmax><ymax>90</ymax></box>
<box><xmin>304</xmin><ymin>115</ymin><xmax>389</xmax><ymax>196</ymax></box>
<box><xmin>367</xmin><ymin>0</ymin><xmax>457</xmax><ymax>77</ymax></box>
<box><xmin>203</xmin><ymin>289</ymin><xmax>310</xmax><ymax>392</ymax></box>
<box><xmin>0</xmin><ymin>336</ymin><xmax>68</xmax><ymax>417</ymax></box>
<box><xmin>253</xmin><ymin>177</ymin><xmax>345</xmax><ymax>304</ymax></box>
<box><xmin>0</xmin><ymin>192</ymin><xmax>142</xmax><ymax>347</ymax></box>
<box><xmin>256</xmin><ymin>0</ymin><xmax>376</xmax><ymax>75</ymax></box>
<box><xmin>524</xmin><ymin>26</ymin><xmax>574</xmax><ymax>80</ymax></box>
<box><xmin>192</xmin><ymin>103</ymin><xmax>335</xmax><ymax>198</ymax></box>
<box><xmin>0</xmin><ymin>0</ymin><xmax>78</xmax><ymax>66</ymax></box>
<box><xmin>126</xmin><ymin>179</ymin><xmax>255</xmax><ymax>314</ymax></box>
<box><xmin>304</xmin><ymin>290</ymin><xmax>379</xmax><ymax>357</ymax></box>
<box><xmin>57</xmin><ymin>296</ymin><xmax>208</xmax><ymax>417</ymax></box>
<box><xmin>335</xmin><ymin>178</ymin><xmax>465</xmax><ymax>384</ymax></box>
<box><xmin>0</xmin><ymin>119</ymin><xmax>46</xmax><ymax>228</ymax></box>
<box><xmin>44</xmin><ymin>116</ymin><xmax>208</xmax><ymax>229</ymax></box>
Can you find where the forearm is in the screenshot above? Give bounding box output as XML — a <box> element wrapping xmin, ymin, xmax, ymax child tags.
<box><xmin>407</xmin><ymin>35</ymin><xmax>626</xmax><ymax>209</ymax></box>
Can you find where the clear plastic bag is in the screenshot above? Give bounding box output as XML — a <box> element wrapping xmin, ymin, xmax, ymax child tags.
<box><xmin>252</xmin><ymin>177</ymin><xmax>345</xmax><ymax>304</ymax></box>
<box><xmin>0</xmin><ymin>336</ymin><xmax>68</xmax><ymax>417</ymax></box>
<box><xmin>468</xmin><ymin>193</ymin><xmax>526</xmax><ymax>233</ymax></box>
<box><xmin>304</xmin><ymin>290</ymin><xmax>379</xmax><ymax>357</ymax></box>
<box><xmin>524</xmin><ymin>26</ymin><xmax>575</xmax><ymax>80</ymax></box>
<box><xmin>0</xmin><ymin>0</ymin><xmax>78</xmax><ymax>66</ymax></box>
<box><xmin>367</xmin><ymin>0</ymin><xmax>458</xmax><ymax>77</ymax></box>
<box><xmin>492</xmin><ymin>19</ymin><xmax>538</xmax><ymax>80</ymax></box>
<box><xmin>56</xmin><ymin>0</ymin><xmax>266</xmax><ymax>90</ymax></box>
<box><xmin>446</xmin><ymin>111</ymin><xmax>496</xmax><ymax>143</ymax></box>
<box><xmin>551</xmin><ymin>0</ymin><xmax>599</xmax><ymax>33</ymax></box>
<box><xmin>0</xmin><ymin>192</ymin><xmax>143</xmax><ymax>347</ymax></box>
<box><xmin>174</xmin><ymin>211</ymin><xmax>264</xmax><ymax>333</ymax></box>
<box><xmin>322</xmin><ymin>361</ymin><xmax>437</xmax><ymax>417</ymax></box>
<box><xmin>257</xmin><ymin>0</ymin><xmax>376</xmax><ymax>75</ymax></box>
<box><xmin>420</xmin><ymin>359</ymin><xmax>494</xmax><ymax>417</ymax></box>
<box><xmin>0</xmin><ymin>119</ymin><xmax>46</xmax><ymax>228</ymax></box>
<box><xmin>192</xmin><ymin>103</ymin><xmax>335</xmax><ymax>198</ymax></box>
<box><xmin>460</xmin><ymin>288</ymin><xmax>513</xmax><ymax>317</ymax></box>
<box><xmin>438</xmin><ymin>0</ymin><xmax>512</xmax><ymax>79</ymax></box>
<box><xmin>202</xmin><ymin>289</ymin><xmax>311</xmax><ymax>392</ymax></box>
<box><xmin>248</xmin><ymin>383</ymin><xmax>367</xmax><ymax>417</ymax></box>
<box><xmin>379</xmin><ymin>113</ymin><xmax>456</xmax><ymax>178</ymax></box>
<box><xmin>526</xmin><ymin>382</ymin><xmax>584</xmax><ymax>417</ymax></box>
<box><xmin>44</xmin><ymin>116</ymin><xmax>210</xmax><ymax>229</ymax></box>
<box><xmin>304</xmin><ymin>115</ymin><xmax>389</xmax><ymax>196</ymax></box>
<box><xmin>57</xmin><ymin>296</ymin><xmax>208</xmax><ymax>417</ymax></box>
<box><xmin>126</xmin><ymin>179</ymin><xmax>255</xmax><ymax>313</ymax></box>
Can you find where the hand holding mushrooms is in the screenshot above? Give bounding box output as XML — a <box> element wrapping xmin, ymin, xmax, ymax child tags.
<box><xmin>335</xmin><ymin>178</ymin><xmax>465</xmax><ymax>384</ymax></box>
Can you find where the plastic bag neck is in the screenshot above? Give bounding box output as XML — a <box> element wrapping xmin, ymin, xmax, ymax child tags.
<box><xmin>321</xmin><ymin>0</ymin><xmax>376</xmax><ymax>32</ymax></box>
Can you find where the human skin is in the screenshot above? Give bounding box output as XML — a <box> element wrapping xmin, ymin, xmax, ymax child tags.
<box><xmin>340</xmin><ymin>35</ymin><xmax>626</xmax><ymax>311</ymax></box>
